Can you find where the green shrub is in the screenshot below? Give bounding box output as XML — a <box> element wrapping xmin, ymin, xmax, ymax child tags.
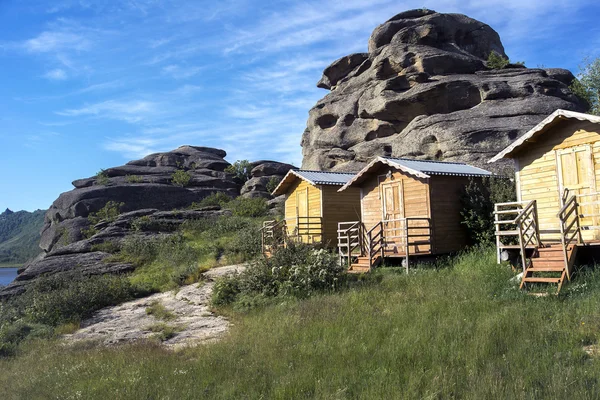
<box><xmin>125</xmin><ymin>175</ymin><xmax>143</xmax><ymax>183</ymax></box>
<box><xmin>0</xmin><ymin>322</ymin><xmax>53</xmax><ymax>357</ymax></box>
<box><xmin>266</xmin><ymin>176</ymin><xmax>281</xmax><ymax>193</ymax></box>
<box><xmin>146</xmin><ymin>323</ymin><xmax>182</xmax><ymax>341</ymax></box>
<box><xmin>225</xmin><ymin>160</ymin><xmax>252</xmax><ymax>183</ymax></box>
<box><xmin>487</xmin><ymin>51</ymin><xmax>509</xmax><ymax>69</ymax></box>
<box><xmin>145</xmin><ymin>301</ymin><xmax>176</xmax><ymax>321</ymax></box>
<box><xmin>227</xmin><ymin>197</ymin><xmax>269</xmax><ymax>218</ymax></box>
<box><xmin>90</xmin><ymin>241</ymin><xmax>120</xmax><ymax>253</ymax></box>
<box><xmin>171</xmin><ymin>169</ymin><xmax>192</xmax><ymax>187</ymax></box>
<box><xmin>83</xmin><ymin>201</ymin><xmax>124</xmax><ymax>238</ymax></box>
<box><xmin>191</xmin><ymin>192</ymin><xmax>232</xmax><ymax>208</ymax></box>
<box><xmin>23</xmin><ymin>272</ymin><xmax>134</xmax><ymax>326</ymax></box>
<box><xmin>95</xmin><ymin>169</ymin><xmax>110</xmax><ymax>186</ymax></box>
<box><xmin>460</xmin><ymin>174</ymin><xmax>516</xmax><ymax>245</ymax></box>
<box><xmin>212</xmin><ymin>243</ymin><xmax>345</xmax><ymax>307</ymax></box>
<box><xmin>131</xmin><ymin>216</ymin><xmax>177</xmax><ymax>232</ymax></box>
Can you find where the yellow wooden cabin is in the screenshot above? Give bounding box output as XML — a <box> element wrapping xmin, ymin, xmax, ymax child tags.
<box><xmin>489</xmin><ymin>109</ymin><xmax>600</xmax><ymax>292</ymax></box>
<box><xmin>260</xmin><ymin>170</ymin><xmax>361</xmax><ymax>254</ymax></box>
<box><xmin>336</xmin><ymin>156</ymin><xmax>493</xmax><ymax>273</ymax></box>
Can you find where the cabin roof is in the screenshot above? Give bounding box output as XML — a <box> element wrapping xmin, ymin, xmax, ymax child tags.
<box><xmin>271</xmin><ymin>169</ymin><xmax>356</xmax><ymax>196</ymax></box>
<box><xmin>338</xmin><ymin>156</ymin><xmax>493</xmax><ymax>192</ymax></box>
<box><xmin>489</xmin><ymin>109</ymin><xmax>600</xmax><ymax>163</ymax></box>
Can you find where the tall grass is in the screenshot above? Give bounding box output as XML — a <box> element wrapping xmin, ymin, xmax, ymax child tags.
<box><xmin>3</xmin><ymin>247</ymin><xmax>600</xmax><ymax>398</ymax></box>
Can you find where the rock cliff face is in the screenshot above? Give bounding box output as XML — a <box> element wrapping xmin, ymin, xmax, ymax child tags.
<box><xmin>301</xmin><ymin>9</ymin><xmax>588</xmax><ymax>171</ymax></box>
<box><xmin>40</xmin><ymin>145</ymin><xmax>239</xmax><ymax>254</ymax></box>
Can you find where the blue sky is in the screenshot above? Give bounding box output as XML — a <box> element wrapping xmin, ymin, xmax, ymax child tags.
<box><xmin>1</xmin><ymin>0</ymin><xmax>599</xmax><ymax>212</ymax></box>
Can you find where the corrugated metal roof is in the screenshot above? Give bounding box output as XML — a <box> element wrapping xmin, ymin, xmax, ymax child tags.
<box><xmin>271</xmin><ymin>169</ymin><xmax>356</xmax><ymax>196</ymax></box>
<box><xmin>384</xmin><ymin>157</ymin><xmax>493</xmax><ymax>177</ymax></box>
<box><xmin>293</xmin><ymin>170</ymin><xmax>356</xmax><ymax>185</ymax></box>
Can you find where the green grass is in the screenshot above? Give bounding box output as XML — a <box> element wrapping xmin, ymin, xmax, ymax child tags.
<box><xmin>145</xmin><ymin>301</ymin><xmax>176</xmax><ymax>321</ymax></box>
<box><xmin>3</xmin><ymin>247</ymin><xmax>600</xmax><ymax>398</ymax></box>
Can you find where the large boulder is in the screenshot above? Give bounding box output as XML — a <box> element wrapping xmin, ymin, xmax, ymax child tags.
<box><xmin>40</xmin><ymin>146</ymin><xmax>239</xmax><ymax>253</ymax></box>
<box><xmin>301</xmin><ymin>9</ymin><xmax>588</xmax><ymax>172</ymax></box>
<box><xmin>240</xmin><ymin>161</ymin><xmax>296</xmax><ymax>200</ymax></box>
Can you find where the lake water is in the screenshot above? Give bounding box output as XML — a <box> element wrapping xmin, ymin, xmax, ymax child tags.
<box><xmin>0</xmin><ymin>268</ymin><xmax>18</xmax><ymax>286</ymax></box>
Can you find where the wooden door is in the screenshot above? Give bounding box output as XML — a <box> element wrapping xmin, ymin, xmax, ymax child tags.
<box><xmin>296</xmin><ymin>188</ymin><xmax>309</xmax><ymax>242</ymax></box>
<box><xmin>382</xmin><ymin>182</ymin><xmax>405</xmax><ymax>253</ymax></box>
<box><xmin>556</xmin><ymin>145</ymin><xmax>599</xmax><ymax>240</ymax></box>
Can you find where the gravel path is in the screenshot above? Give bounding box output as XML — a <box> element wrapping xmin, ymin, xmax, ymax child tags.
<box><xmin>63</xmin><ymin>264</ymin><xmax>245</xmax><ymax>349</ymax></box>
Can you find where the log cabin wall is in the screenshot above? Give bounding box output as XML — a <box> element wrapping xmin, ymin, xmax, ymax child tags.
<box><xmin>320</xmin><ymin>185</ymin><xmax>361</xmax><ymax>247</ymax></box>
<box><xmin>358</xmin><ymin>164</ymin><xmax>431</xmax><ymax>231</ymax></box>
<box><xmin>513</xmin><ymin>120</ymin><xmax>600</xmax><ymax>242</ymax></box>
<box><xmin>284</xmin><ymin>179</ymin><xmax>322</xmax><ymax>236</ymax></box>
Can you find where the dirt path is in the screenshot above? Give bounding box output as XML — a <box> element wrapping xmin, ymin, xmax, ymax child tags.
<box><xmin>63</xmin><ymin>264</ymin><xmax>245</xmax><ymax>349</ymax></box>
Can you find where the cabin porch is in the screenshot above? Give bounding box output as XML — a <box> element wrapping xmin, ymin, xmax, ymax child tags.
<box><xmin>494</xmin><ymin>190</ymin><xmax>600</xmax><ymax>293</ymax></box>
<box><xmin>337</xmin><ymin>217</ymin><xmax>433</xmax><ymax>273</ymax></box>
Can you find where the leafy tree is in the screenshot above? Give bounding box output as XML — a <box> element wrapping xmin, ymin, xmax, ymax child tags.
<box><xmin>225</xmin><ymin>160</ymin><xmax>252</xmax><ymax>183</ymax></box>
<box><xmin>570</xmin><ymin>56</ymin><xmax>600</xmax><ymax>115</ymax></box>
<box><xmin>460</xmin><ymin>173</ymin><xmax>516</xmax><ymax>245</ymax></box>
<box><xmin>95</xmin><ymin>169</ymin><xmax>110</xmax><ymax>186</ymax></box>
<box><xmin>266</xmin><ymin>176</ymin><xmax>281</xmax><ymax>193</ymax></box>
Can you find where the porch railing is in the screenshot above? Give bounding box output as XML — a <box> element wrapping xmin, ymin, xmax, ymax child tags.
<box><xmin>337</xmin><ymin>221</ymin><xmax>361</xmax><ymax>269</ymax></box>
<box><xmin>494</xmin><ymin>200</ymin><xmax>541</xmax><ymax>270</ymax></box>
<box><xmin>382</xmin><ymin>217</ymin><xmax>432</xmax><ymax>272</ymax></box>
<box><xmin>557</xmin><ymin>190</ymin><xmax>582</xmax><ymax>280</ymax></box>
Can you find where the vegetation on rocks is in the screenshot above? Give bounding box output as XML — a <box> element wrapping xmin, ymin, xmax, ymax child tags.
<box><xmin>82</xmin><ymin>201</ymin><xmax>124</xmax><ymax>238</ymax></box>
<box><xmin>225</xmin><ymin>160</ymin><xmax>252</xmax><ymax>183</ymax></box>
<box><xmin>95</xmin><ymin>169</ymin><xmax>110</xmax><ymax>186</ymax></box>
<box><xmin>170</xmin><ymin>168</ymin><xmax>192</xmax><ymax>187</ymax></box>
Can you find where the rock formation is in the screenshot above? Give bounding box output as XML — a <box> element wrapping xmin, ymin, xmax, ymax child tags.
<box><xmin>240</xmin><ymin>160</ymin><xmax>297</xmax><ymax>210</ymax></box>
<box><xmin>301</xmin><ymin>9</ymin><xmax>588</xmax><ymax>172</ymax></box>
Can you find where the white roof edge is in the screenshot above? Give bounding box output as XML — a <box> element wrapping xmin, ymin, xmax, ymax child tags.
<box><xmin>338</xmin><ymin>157</ymin><xmax>429</xmax><ymax>192</ymax></box>
<box><xmin>489</xmin><ymin>109</ymin><xmax>600</xmax><ymax>163</ymax></box>
<box><xmin>271</xmin><ymin>170</ymin><xmax>315</xmax><ymax>196</ymax></box>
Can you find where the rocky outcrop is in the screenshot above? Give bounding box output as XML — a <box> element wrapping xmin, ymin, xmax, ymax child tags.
<box><xmin>301</xmin><ymin>9</ymin><xmax>588</xmax><ymax>172</ymax></box>
<box><xmin>41</xmin><ymin>146</ymin><xmax>238</xmax><ymax>254</ymax></box>
<box><xmin>240</xmin><ymin>160</ymin><xmax>296</xmax><ymax>200</ymax></box>
<box><xmin>0</xmin><ymin>207</ymin><xmax>231</xmax><ymax>298</ymax></box>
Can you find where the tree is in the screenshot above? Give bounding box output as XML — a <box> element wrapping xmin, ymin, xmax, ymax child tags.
<box><xmin>570</xmin><ymin>56</ymin><xmax>600</xmax><ymax>115</ymax></box>
<box><xmin>225</xmin><ymin>160</ymin><xmax>252</xmax><ymax>183</ymax></box>
<box><xmin>486</xmin><ymin>51</ymin><xmax>525</xmax><ymax>70</ymax></box>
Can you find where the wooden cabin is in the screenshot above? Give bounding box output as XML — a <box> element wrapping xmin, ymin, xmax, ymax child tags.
<box><xmin>337</xmin><ymin>156</ymin><xmax>493</xmax><ymax>272</ymax></box>
<box><xmin>260</xmin><ymin>170</ymin><xmax>361</xmax><ymax>254</ymax></box>
<box><xmin>489</xmin><ymin>109</ymin><xmax>600</xmax><ymax>292</ymax></box>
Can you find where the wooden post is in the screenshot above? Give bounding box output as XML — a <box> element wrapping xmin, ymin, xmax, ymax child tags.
<box><xmin>405</xmin><ymin>219</ymin><xmax>410</xmax><ymax>274</ymax></box>
<box><xmin>533</xmin><ymin>200</ymin><xmax>541</xmax><ymax>247</ymax></box>
<box><xmin>494</xmin><ymin>204</ymin><xmax>501</xmax><ymax>264</ymax></box>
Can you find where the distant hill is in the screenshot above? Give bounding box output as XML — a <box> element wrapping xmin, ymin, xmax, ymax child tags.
<box><xmin>0</xmin><ymin>208</ymin><xmax>45</xmax><ymax>266</ymax></box>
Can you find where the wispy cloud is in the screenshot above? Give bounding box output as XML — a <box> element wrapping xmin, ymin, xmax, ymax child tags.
<box><xmin>43</xmin><ymin>68</ymin><xmax>68</xmax><ymax>80</ymax></box>
<box><xmin>57</xmin><ymin>100</ymin><xmax>159</xmax><ymax>123</ymax></box>
<box><xmin>161</xmin><ymin>64</ymin><xmax>203</xmax><ymax>79</ymax></box>
<box><xmin>24</xmin><ymin>31</ymin><xmax>91</xmax><ymax>53</ymax></box>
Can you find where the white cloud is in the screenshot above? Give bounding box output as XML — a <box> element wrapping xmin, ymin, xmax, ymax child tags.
<box><xmin>24</xmin><ymin>31</ymin><xmax>91</xmax><ymax>53</ymax></box>
<box><xmin>161</xmin><ymin>64</ymin><xmax>203</xmax><ymax>79</ymax></box>
<box><xmin>57</xmin><ymin>100</ymin><xmax>158</xmax><ymax>123</ymax></box>
<box><xmin>43</xmin><ymin>68</ymin><xmax>68</xmax><ymax>80</ymax></box>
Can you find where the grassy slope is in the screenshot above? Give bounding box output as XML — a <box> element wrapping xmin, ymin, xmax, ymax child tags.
<box><xmin>3</xmin><ymin>248</ymin><xmax>600</xmax><ymax>399</ymax></box>
<box><xmin>0</xmin><ymin>209</ymin><xmax>45</xmax><ymax>266</ymax></box>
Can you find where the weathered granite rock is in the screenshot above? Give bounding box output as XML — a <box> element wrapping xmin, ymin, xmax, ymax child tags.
<box><xmin>41</xmin><ymin>146</ymin><xmax>239</xmax><ymax>253</ymax></box>
<box><xmin>301</xmin><ymin>9</ymin><xmax>588</xmax><ymax>172</ymax></box>
<box><xmin>240</xmin><ymin>160</ymin><xmax>296</xmax><ymax>200</ymax></box>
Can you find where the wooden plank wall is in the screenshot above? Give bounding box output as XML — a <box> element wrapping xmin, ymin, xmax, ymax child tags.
<box><xmin>284</xmin><ymin>179</ymin><xmax>322</xmax><ymax>237</ymax></box>
<box><xmin>429</xmin><ymin>176</ymin><xmax>472</xmax><ymax>254</ymax></box>
<box><xmin>359</xmin><ymin>165</ymin><xmax>431</xmax><ymax>250</ymax></box>
<box><xmin>515</xmin><ymin>120</ymin><xmax>600</xmax><ymax>241</ymax></box>
<box><xmin>321</xmin><ymin>185</ymin><xmax>361</xmax><ymax>247</ymax></box>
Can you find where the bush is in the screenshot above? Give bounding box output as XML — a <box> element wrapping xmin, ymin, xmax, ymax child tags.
<box><xmin>487</xmin><ymin>51</ymin><xmax>509</xmax><ymax>69</ymax></box>
<box><xmin>460</xmin><ymin>174</ymin><xmax>516</xmax><ymax>245</ymax></box>
<box><xmin>212</xmin><ymin>243</ymin><xmax>345</xmax><ymax>307</ymax></box>
<box><xmin>83</xmin><ymin>201</ymin><xmax>124</xmax><ymax>238</ymax></box>
<box><xmin>192</xmin><ymin>192</ymin><xmax>232</xmax><ymax>208</ymax></box>
<box><xmin>126</xmin><ymin>175</ymin><xmax>143</xmax><ymax>183</ymax></box>
<box><xmin>95</xmin><ymin>169</ymin><xmax>110</xmax><ymax>185</ymax></box>
<box><xmin>266</xmin><ymin>176</ymin><xmax>281</xmax><ymax>193</ymax></box>
<box><xmin>225</xmin><ymin>160</ymin><xmax>252</xmax><ymax>183</ymax></box>
<box><xmin>227</xmin><ymin>197</ymin><xmax>269</xmax><ymax>218</ymax></box>
<box><xmin>171</xmin><ymin>169</ymin><xmax>192</xmax><ymax>187</ymax></box>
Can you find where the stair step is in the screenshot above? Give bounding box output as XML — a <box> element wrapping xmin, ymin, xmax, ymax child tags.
<box><xmin>527</xmin><ymin>266</ymin><xmax>565</xmax><ymax>272</ymax></box>
<box><xmin>498</xmin><ymin>245</ymin><xmax>537</xmax><ymax>249</ymax></box>
<box><xmin>533</xmin><ymin>260</ymin><xmax>565</xmax><ymax>267</ymax></box>
<box><xmin>523</xmin><ymin>277</ymin><xmax>562</xmax><ymax>283</ymax></box>
<box><xmin>496</xmin><ymin>230</ymin><xmax>519</xmax><ymax>236</ymax></box>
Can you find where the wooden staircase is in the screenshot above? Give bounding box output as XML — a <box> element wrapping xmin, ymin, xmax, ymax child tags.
<box><xmin>348</xmin><ymin>255</ymin><xmax>382</xmax><ymax>274</ymax></box>
<box><xmin>520</xmin><ymin>244</ymin><xmax>577</xmax><ymax>293</ymax></box>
